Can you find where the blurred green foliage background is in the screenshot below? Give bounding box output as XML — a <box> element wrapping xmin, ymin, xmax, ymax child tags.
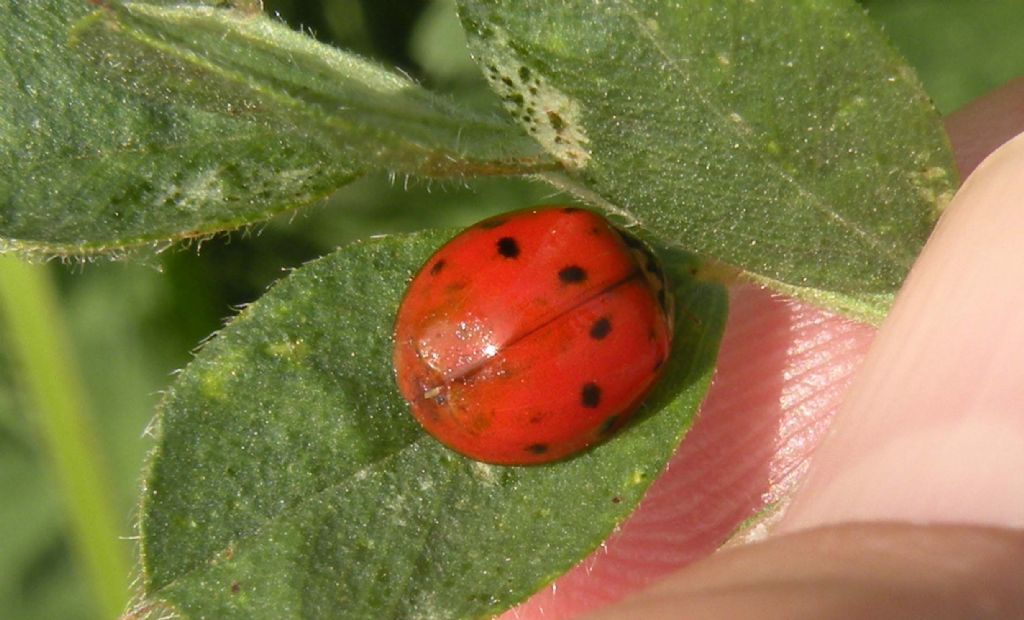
<box><xmin>0</xmin><ymin>1</ymin><xmax>1020</xmax><ymax>618</ymax></box>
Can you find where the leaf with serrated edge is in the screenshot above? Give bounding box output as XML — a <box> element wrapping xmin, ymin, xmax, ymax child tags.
<box><xmin>457</xmin><ymin>0</ymin><xmax>957</xmax><ymax>322</ymax></box>
<box><xmin>137</xmin><ymin>233</ymin><xmax>726</xmax><ymax>619</ymax></box>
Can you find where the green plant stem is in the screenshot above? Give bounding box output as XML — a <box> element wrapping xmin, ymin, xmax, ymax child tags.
<box><xmin>0</xmin><ymin>255</ymin><xmax>129</xmax><ymax>619</ymax></box>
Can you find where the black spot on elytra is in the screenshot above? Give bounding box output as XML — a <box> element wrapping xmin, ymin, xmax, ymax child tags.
<box><xmin>581</xmin><ymin>382</ymin><xmax>601</xmax><ymax>408</ymax></box>
<box><xmin>598</xmin><ymin>415</ymin><xmax>619</xmax><ymax>435</ymax></box>
<box><xmin>525</xmin><ymin>443</ymin><xmax>548</xmax><ymax>455</ymax></box>
<box><xmin>558</xmin><ymin>265</ymin><xmax>587</xmax><ymax>284</ymax></box>
<box><xmin>429</xmin><ymin>259</ymin><xmax>446</xmax><ymax>275</ymax></box>
<box><xmin>589</xmin><ymin>316</ymin><xmax>611</xmax><ymax>340</ymax></box>
<box><xmin>497</xmin><ymin>237</ymin><xmax>520</xmax><ymax>259</ymax></box>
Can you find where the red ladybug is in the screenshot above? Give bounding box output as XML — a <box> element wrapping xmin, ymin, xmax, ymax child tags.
<box><xmin>393</xmin><ymin>206</ymin><xmax>673</xmax><ymax>465</ymax></box>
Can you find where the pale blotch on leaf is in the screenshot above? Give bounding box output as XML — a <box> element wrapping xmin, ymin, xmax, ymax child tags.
<box><xmin>199</xmin><ymin>368</ymin><xmax>229</xmax><ymax>402</ymax></box>
<box><xmin>264</xmin><ymin>338</ymin><xmax>307</xmax><ymax>361</ymax></box>
<box><xmin>197</xmin><ymin>347</ymin><xmax>248</xmax><ymax>401</ymax></box>
<box><xmin>470</xmin><ymin>461</ymin><xmax>500</xmax><ymax>485</ymax></box>
<box><xmin>475</xmin><ymin>27</ymin><xmax>590</xmax><ymax>170</ymax></box>
<box><xmin>835</xmin><ymin>94</ymin><xmax>869</xmax><ymax>125</ymax></box>
<box><xmin>911</xmin><ymin>165</ymin><xmax>955</xmax><ymax>214</ymax></box>
<box><xmin>152</xmin><ymin>168</ymin><xmax>225</xmax><ymax>212</ymax></box>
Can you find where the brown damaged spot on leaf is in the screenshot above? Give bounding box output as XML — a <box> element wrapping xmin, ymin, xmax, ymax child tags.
<box><xmin>473</xmin><ymin>27</ymin><xmax>591</xmax><ymax>170</ymax></box>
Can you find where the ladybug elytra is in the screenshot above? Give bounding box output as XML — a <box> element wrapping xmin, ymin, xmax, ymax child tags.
<box><xmin>393</xmin><ymin>206</ymin><xmax>673</xmax><ymax>465</ymax></box>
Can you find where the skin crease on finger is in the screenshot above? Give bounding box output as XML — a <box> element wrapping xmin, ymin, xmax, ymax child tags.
<box><xmin>499</xmin><ymin>78</ymin><xmax>1024</xmax><ymax>620</ymax></box>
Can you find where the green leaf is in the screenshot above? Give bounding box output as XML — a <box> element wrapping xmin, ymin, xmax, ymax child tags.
<box><xmin>0</xmin><ymin>1</ymin><xmax>550</xmax><ymax>258</ymax></box>
<box><xmin>138</xmin><ymin>233</ymin><xmax>726</xmax><ymax>619</ymax></box>
<box><xmin>457</xmin><ymin>0</ymin><xmax>958</xmax><ymax>322</ymax></box>
<box><xmin>0</xmin><ymin>1</ymin><xmax>344</xmax><ymax>257</ymax></box>
<box><xmin>73</xmin><ymin>2</ymin><xmax>550</xmax><ymax>174</ymax></box>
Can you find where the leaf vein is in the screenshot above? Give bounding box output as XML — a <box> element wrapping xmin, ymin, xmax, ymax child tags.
<box><xmin>618</xmin><ymin>0</ymin><xmax>912</xmax><ymax>268</ymax></box>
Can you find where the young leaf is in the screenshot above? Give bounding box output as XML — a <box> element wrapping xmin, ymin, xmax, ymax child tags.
<box><xmin>138</xmin><ymin>233</ymin><xmax>726</xmax><ymax>619</ymax></box>
<box><xmin>0</xmin><ymin>1</ymin><xmax>341</xmax><ymax>257</ymax></box>
<box><xmin>456</xmin><ymin>0</ymin><xmax>958</xmax><ymax>322</ymax></box>
<box><xmin>72</xmin><ymin>2</ymin><xmax>549</xmax><ymax>176</ymax></box>
<box><xmin>0</xmin><ymin>1</ymin><xmax>550</xmax><ymax>258</ymax></box>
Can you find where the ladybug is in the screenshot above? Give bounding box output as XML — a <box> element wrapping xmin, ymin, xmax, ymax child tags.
<box><xmin>392</xmin><ymin>206</ymin><xmax>673</xmax><ymax>465</ymax></box>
